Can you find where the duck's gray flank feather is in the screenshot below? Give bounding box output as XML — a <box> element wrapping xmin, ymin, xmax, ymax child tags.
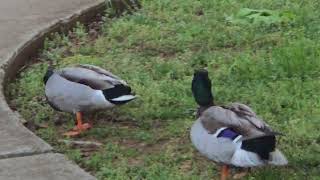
<box><xmin>45</xmin><ymin>73</ymin><xmax>113</xmax><ymax>113</ymax></box>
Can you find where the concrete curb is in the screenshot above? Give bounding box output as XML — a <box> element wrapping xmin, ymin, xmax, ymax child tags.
<box><xmin>0</xmin><ymin>0</ymin><xmax>106</xmax><ymax>179</ymax></box>
<box><xmin>0</xmin><ymin>153</ymin><xmax>97</xmax><ymax>180</ymax></box>
<box><xmin>1</xmin><ymin>0</ymin><xmax>106</xmax><ymax>80</ymax></box>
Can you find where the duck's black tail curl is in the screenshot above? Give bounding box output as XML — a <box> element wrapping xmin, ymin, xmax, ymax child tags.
<box><xmin>241</xmin><ymin>135</ymin><xmax>276</xmax><ymax>160</ymax></box>
<box><xmin>102</xmin><ymin>84</ymin><xmax>135</xmax><ymax>105</ymax></box>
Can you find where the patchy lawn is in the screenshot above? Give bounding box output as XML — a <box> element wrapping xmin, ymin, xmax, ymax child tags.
<box><xmin>6</xmin><ymin>0</ymin><xmax>320</xmax><ymax>179</ymax></box>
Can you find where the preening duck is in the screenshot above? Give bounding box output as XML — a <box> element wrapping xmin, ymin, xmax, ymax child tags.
<box><xmin>190</xmin><ymin>69</ymin><xmax>287</xmax><ymax>180</ymax></box>
<box><xmin>43</xmin><ymin>64</ymin><xmax>136</xmax><ymax>136</ymax></box>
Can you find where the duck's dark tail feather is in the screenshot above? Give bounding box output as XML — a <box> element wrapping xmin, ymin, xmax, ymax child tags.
<box><xmin>241</xmin><ymin>135</ymin><xmax>276</xmax><ymax>160</ymax></box>
<box><xmin>230</xmin><ymin>135</ymin><xmax>288</xmax><ymax>167</ymax></box>
<box><xmin>102</xmin><ymin>84</ymin><xmax>136</xmax><ymax>105</ymax></box>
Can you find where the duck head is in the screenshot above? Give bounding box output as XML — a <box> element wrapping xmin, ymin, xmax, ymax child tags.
<box><xmin>43</xmin><ymin>66</ymin><xmax>54</xmax><ymax>85</ymax></box>
<box><xmin>192</xmin><ymin>69</ymin><xmax>214</xmax><ymax>110</ymax></box>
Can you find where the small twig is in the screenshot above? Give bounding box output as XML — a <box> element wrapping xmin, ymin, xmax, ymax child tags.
<box><xmin>58</xmin><ymin>139</ymin><xmax>102</xmax><ymax>147</ymax></box>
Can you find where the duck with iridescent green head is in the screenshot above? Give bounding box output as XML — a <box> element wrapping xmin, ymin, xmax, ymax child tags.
<box><xmin>190</xmin><ymin>69</ymin><xmax>287</xmax><ymax>180</ymax></box>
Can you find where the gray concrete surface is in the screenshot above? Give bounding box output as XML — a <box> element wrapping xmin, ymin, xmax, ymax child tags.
<box><xmin>0</xmin><ymin>108</ymin><xmax>52</xmax><ymax>159</ymax></box>
<box><xmin>0</xmin><ymin>67</ymin><xmax>52</xmax><ymax>160</ymax></box>
<box><xmin>0</xmin><ymin>153</ymin><xmax>96</xmax><ymax>180</ymax></box>
<box><xmin>0</xmin><ymin>0</ymin><xmax>106</xmax><ymax>179</ymax></box>
<box><xmin>0</xmin><ymin>0</ymin><xmax>102</xmax><ymax>65</ymax></box>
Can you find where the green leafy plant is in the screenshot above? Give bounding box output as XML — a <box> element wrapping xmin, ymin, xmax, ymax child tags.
<box><xmin>227</xmin><ymin>8</ymin><xmax>295</xmax><ymax>25</ymax></box>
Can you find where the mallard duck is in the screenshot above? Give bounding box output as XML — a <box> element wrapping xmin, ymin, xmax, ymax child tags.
<box><xmin>190</xmin><ymin>69</ymin><xmax>287</xmax><ymax>180</ymax></box>
<box><xmin>43</xmin><ymin>64</ymin><xmax>136</xmax><ymax>136</ymax></box>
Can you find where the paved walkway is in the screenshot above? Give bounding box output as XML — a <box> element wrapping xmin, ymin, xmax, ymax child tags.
<box><xmin>0</xmin><ymin>0</ymin><xmax>104</xmax><ymax>179</ymax></box>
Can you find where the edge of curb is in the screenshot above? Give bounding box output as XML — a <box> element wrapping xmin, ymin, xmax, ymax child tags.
<box><xmin>0</xmin><ymin>0</ymin><xmax>106</xmax><ymax>178</ymax></box>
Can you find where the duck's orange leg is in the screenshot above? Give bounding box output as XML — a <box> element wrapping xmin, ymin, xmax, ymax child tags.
<box><xmin>63</xmin><ymin>112</ymin><xmax>92</xmax><ymax>137</ymax></box>
<box><xmin>220</xmin><ymin>165</ymin><xmax>229</xmax><ymax>180</ymax></box>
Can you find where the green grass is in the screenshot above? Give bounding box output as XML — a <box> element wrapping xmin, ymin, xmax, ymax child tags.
<box><xmin>6</xmin><ymin>0</ymin><xmax>320</xmax><ymax>179</ymax></box>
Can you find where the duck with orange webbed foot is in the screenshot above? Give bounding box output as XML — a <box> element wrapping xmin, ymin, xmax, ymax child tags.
<box><xmin>43</xmin><ymin>64</ymin><xmax>136</xmax><ymax>136</ymax></box>
<box><xmin>190</xmin><ymin>69</ymin><xmax>287</xmax><ymax>180</ymax></box>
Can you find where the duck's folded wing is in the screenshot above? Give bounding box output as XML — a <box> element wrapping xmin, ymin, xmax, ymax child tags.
<box><xmin>228</xmin><ymin>102</ymin><xmax>256</xmax><ymax>117</ymax></box>
<box><xmin>201</xmin><ymin>106</ymin><xmax>273</xmax><ymax>136</ymax></box>
<box><xmin>226</xmin><ymin>103</ymin><xmax>272</xmax><ymax>130</ymax></box>
<box><xmin>58</xmin><ymin>66</ymin><xmax>123</xmax><ymax>90</ymax></box>
<box><xmin>76</xmin><ymin>64</ymin><xmax>126</xmax><ymax>83</ymax></box>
